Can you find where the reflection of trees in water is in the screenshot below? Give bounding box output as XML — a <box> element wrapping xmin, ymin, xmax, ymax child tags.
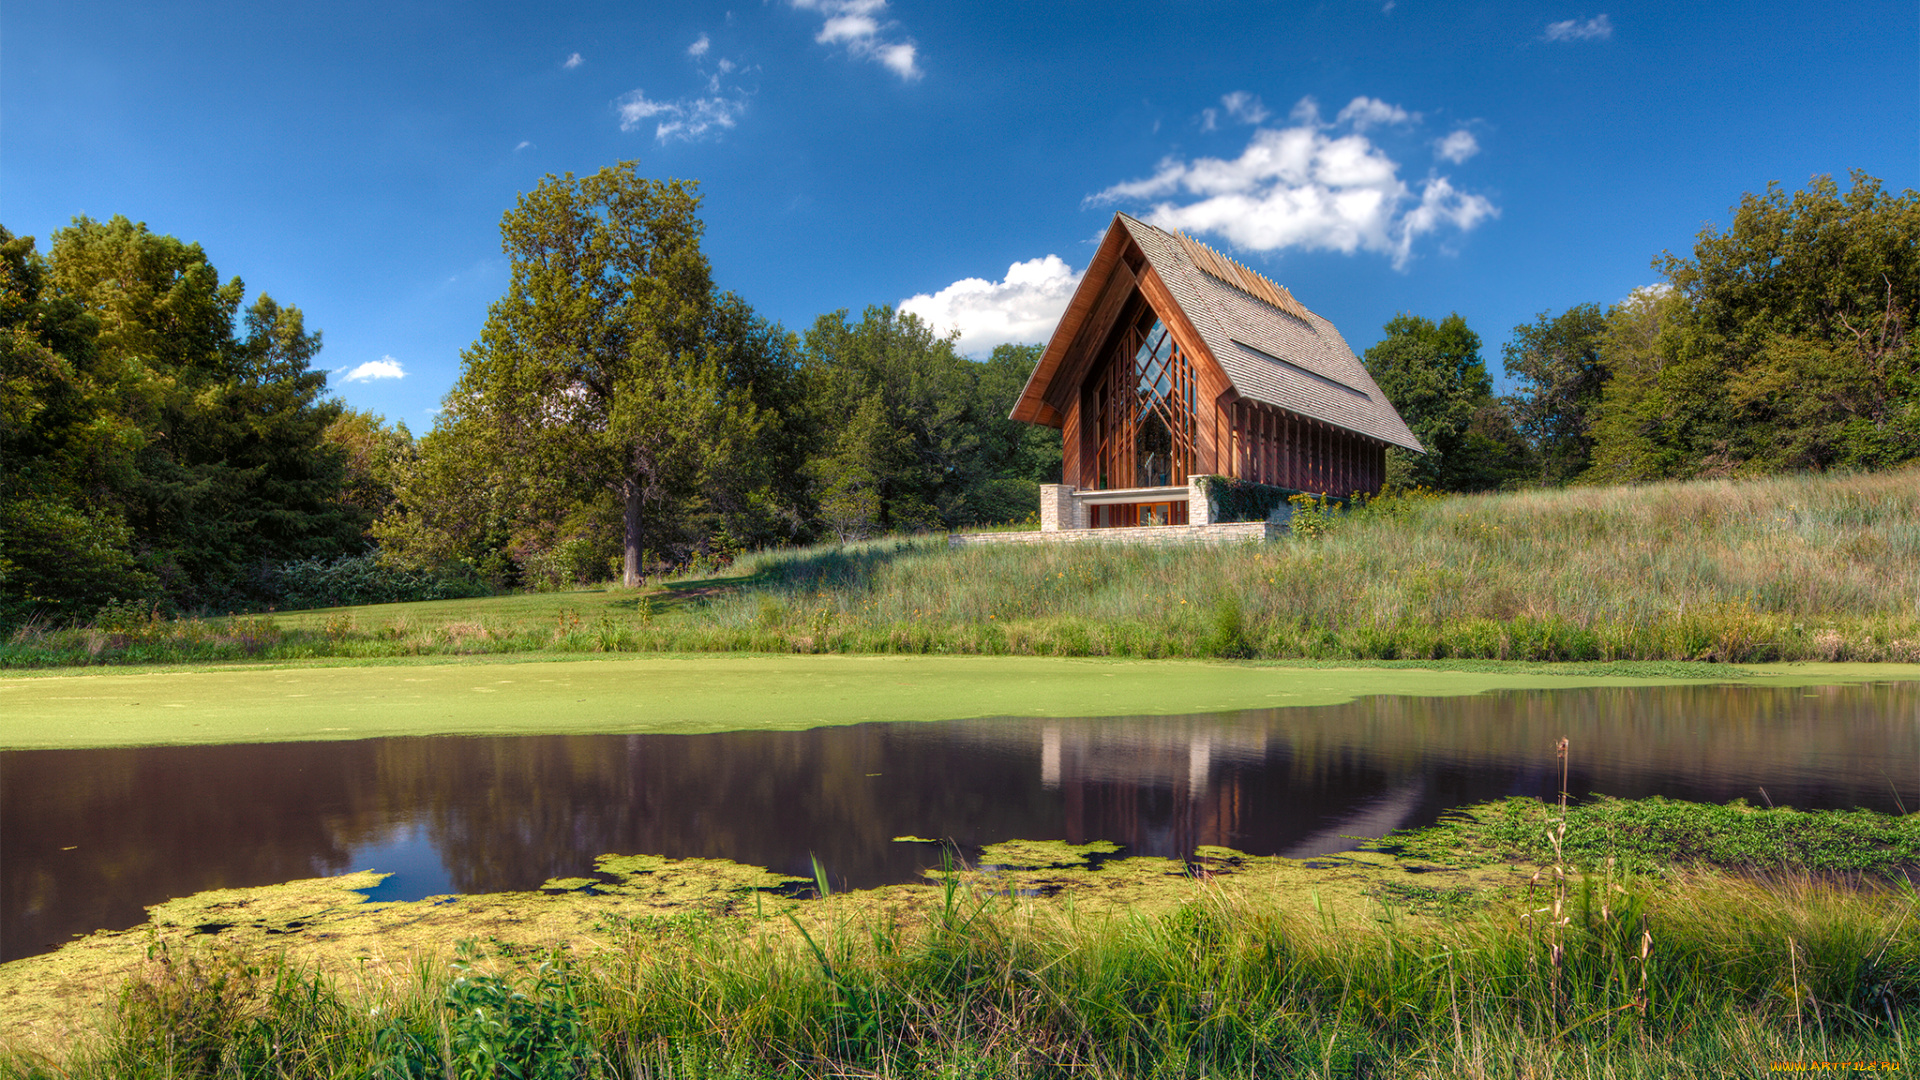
<box><xmin>2</xmin><ymin>740</ymin><xmax>399</xmax><ymax>961</ymax></box>
<box><xmin>6</xmin><ymin>681</ymin><xmax>1916</xmax><ymax>963</ymax></box>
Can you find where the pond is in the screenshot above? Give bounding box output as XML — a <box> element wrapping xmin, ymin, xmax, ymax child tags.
<box><xmin>4</xmin><ymin>680</ymin><xmax>1916</xmax><ymax>963</ymax></box>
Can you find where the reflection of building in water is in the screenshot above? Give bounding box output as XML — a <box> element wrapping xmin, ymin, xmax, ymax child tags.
<box><xmin>1036</xmin><ymin>720</ymin><xmax>1269</xmax><ymax>858</ymax></box>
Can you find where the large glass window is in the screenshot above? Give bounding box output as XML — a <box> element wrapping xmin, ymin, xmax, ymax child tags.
<box><xmin>1093</xmin><ymin>313</ymin><xmax>1198</xmax><ymax>491</ymax></box>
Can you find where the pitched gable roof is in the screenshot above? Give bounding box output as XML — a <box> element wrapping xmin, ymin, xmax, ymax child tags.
<box><xmin>1012</xmin><ymin>214</ymin><xmax>1424</xmax><ymax>453</ymax></box>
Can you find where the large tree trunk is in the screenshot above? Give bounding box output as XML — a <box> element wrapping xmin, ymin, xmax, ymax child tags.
<box><xmin>622</xmin><ymin>476</ymin><xmax>642</xmax><ymax>588</ymax></box>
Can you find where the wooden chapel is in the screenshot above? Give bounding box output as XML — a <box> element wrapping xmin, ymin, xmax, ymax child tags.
<box><xmin>1009</xmin><ymin>213</ymin><xmax>1424</xmax><ymax>530</ymax></box>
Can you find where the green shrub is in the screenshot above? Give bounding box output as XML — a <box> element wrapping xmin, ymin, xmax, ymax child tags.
<box><xmin>269</xmin><ymin>554</ymin><xmax>491</xmax><ymax>611</ymax></box>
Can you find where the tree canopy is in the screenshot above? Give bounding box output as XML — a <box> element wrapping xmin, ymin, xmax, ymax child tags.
<box><xmin>1575</xmin><ymin>172</ymin><xmax>1918</xmax><ymax>481</ymax></box>
<box><xmin>2</xmin><ymin>217</ymin><xmax>358</xmax><ymax>621</ymax></box>
<box><xmin>1362</xmin><ymin>312</ymin><xmax>1523</xmax><ymax>492</ymax></box>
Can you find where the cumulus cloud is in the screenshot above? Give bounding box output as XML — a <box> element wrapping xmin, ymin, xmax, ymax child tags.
<box><xmin>1220</xmin><ymin>91</ymin><xmax>1270</xmax><ymax>125</ymax></box>
<box><xmin>1336</xmin><ymin>96</ymin><xmax>1419</xmax><ymax>131</ymax></box>
<box><xmin>617</xmin><ymin>89</ymin><xmax>747</xmax><ymax>142</ymax></box>
<box><xmin>791</xmin><ymin>0</ymin><xmax>922</xmax><ymax>80</ymax></box>
<box><xmin>1434</xmin><ymin>129</ymin><xmax>1479</xmax><ymax>163</ymax></box>
<box><xmin>1088</xmin><ymin>103</ymin><xmax>1496</xmax><ymax>270</ymax></box>
<box><xmin>563</xmin><ymin>52</ymin><xmax>584</xmax><ymax>69</ymax></box>
<box><xmin>1544</xmin><ymin>14</ymin><xmax>1613</xmax><ymax>40</ymax></box>
<box><xmin>340</xmin><ymin>357</ymin><xmax>405</xmax><ymax>382</ymax></box>
<box><xmin>899</xmin><ymin>256</ymin><xmax>1083</xmax><ymax>356</ymax></box>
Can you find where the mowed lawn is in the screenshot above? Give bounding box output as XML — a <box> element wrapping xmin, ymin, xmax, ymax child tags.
<box><xmin>3</xmin><ymin>646</ymin><xmax>1917</xmax><ymax>750</ymax></box>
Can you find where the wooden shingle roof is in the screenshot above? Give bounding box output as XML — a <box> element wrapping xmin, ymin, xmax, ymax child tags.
<box><xmin>1012</xmin><ymin>213</ymin><xmax>1424</xmax><ymax>454</ymax></box>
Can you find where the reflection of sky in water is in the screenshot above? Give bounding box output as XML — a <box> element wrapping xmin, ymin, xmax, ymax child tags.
<box><xmin>344</xmin><ymin>818</ymin><xmax>453</xmax><ymax>903</ymax></box>
<box><xmin>5</xmin><ymin>680</ymin><xmax>1917</xmax><ymax>963</ymax></box>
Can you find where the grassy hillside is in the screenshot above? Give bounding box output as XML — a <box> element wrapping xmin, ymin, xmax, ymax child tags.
<box><xmin>6</xmin><ymin>468</ymin><xmax>1918</xmax><ymax>667</ymax></box>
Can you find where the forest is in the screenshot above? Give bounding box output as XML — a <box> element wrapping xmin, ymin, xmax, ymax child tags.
<box><xmin>2</xmin><ymin>167</ymin><xmax>1914</xmax><ymax>624</ymax></box>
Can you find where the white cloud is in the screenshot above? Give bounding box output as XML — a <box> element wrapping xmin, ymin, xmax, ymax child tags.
<box><xmin>899</xmin><ymin>255</ymin><xmax>1083</xmax><ymax>356</ymax></box>
<box><xmin>1220</xmin><ymin>91</ymin><xmax>1270</xmax><ymax>125</ymax></box>
<box><xmin>340</xmin><ymin>357</ymin><xmax>405</xmax><ymax>382</ymax></box>
<box><xmin>1088</xmin><ymin>109</ymin><xmax>1496</xmax><ymax>271</ymax></box>
<box><xmin>688</xmin><ymin>33</ymin><xmax>710</xmax><ymax>57</ymax></box>
<box><xmin>791</xmin><ymin>0</ymin><xmax>922</xmax><ymax>80</ymax></box>
<box><xmin>1335</xmin><ymin>96</ymin><xmax>1418</xmax><ymax>131</ymax></box>
<box><xmin>617</xmin><ymin>89</ymin><xmax>748</xmax><ymax>142</ymax></box>
<box><xmin>875</xmin><ymin>42</ymin><xmax>919</xmax><ymax>79</ymax></box>
<box><xmin>514</xmin><ymin>140</ymin><xmax>533</xmax><ymax>152</ymax></box>
<box><xmin>563</xmin><ymin>52</ymin><xmax>584</xmax><ymax>69</ymax></box>
<box><xmin>1434</xmin><ymin>129</ymin><xmax>1479</xmax><ymax>163</ymax></box>
<box><xmin>1544</xmin><ymin>14</ymin><xmax>1613</xmax><ymax>40</ymax></box>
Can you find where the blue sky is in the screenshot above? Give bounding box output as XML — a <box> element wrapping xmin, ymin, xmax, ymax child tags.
<box><xmin>6</xmin><ymin>0</ymin><xmax>1914</xmax><ymax>428</ymax></box>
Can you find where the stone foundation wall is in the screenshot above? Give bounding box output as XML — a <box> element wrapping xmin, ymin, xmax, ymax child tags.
<box><xmin>949</xmin><ymin>521</ymin><xmax>1279</xmax><ymax>548</ymax></box>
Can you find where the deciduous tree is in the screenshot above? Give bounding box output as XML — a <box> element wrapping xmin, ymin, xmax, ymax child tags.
<box><xmin>1363</xmin><ymin>313</ymin><xmax>1518</xmax><ymax>491</ymax></box>
<box><xmin>396</xmin><ymin>163</ymin><xmax>758</xmax><ymax>586</ymax></box>
<box><xmin>1503</xmin><ymin>303</ymin><xmax>1608</xmax><ymax>485</ymax></box>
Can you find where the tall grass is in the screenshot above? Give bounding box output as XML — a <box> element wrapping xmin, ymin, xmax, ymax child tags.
<box><xmin>8</xmin><ymin>869</ymin><xmax>1913</xmax><ymax>1078</ymax></box>
<box><xmin>680</xmin><ymin>468</ymin><xmax>1920</xmax><ymax>663</ymax></box>
<box><xmin>7</xmin><ymin>468</ymin><xmax>1919</xmax><ymax>666</ymax></box>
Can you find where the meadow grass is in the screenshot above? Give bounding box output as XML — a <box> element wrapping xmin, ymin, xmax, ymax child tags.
<box><xmin>6</xmin><ymin>851</ymin><xmax>1912</xmax><ymax>1078</ymax></box>
<box><xmin>7</xmin><ymin>468</ymin><xmax>1919</xmax><ymax>667</ymax></box>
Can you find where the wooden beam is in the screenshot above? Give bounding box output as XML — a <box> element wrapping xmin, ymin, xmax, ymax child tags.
<box><xmin>1043</xmin><ymin>260</ymin><xmax>1137</xmax><ymax>416</ymax></box>
<box><xmin>1010</xmin><ymin>218</ymin><xmax>1132</xmax><ymax>426</ymax></box>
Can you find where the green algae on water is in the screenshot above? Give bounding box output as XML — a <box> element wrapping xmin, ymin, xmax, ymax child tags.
<box><xmin>977</xmin><ymin>839</ymin><xmax>1123</xmax><ymax>869</ymax></box>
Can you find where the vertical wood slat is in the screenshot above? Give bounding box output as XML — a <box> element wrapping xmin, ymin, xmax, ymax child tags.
<box><xmin>1282</xmin><ymin>411</ymin><xmax>1297</xmax><ymax>488</ymax></box>
<box><xmin>1248</xmin><ymin>406</ymin><xmax>1257</xmax><ymax>484</ymax></box>
<box><xmin>1259</xmin><ymin>407</ymin><xmax>1268</xmax><ymax>486</ymax></box>
<box><xmin>1302</xmin><ymin>420</ymin><xmax>1312</xmax><ymax>493</ymax></box>
<box><xmin>1284</xmin><ymin>412</ymin><xmax>1296</xmax><ymax>490</ymax></box>
<box><xmin>1237</xmin><ymin>399</ymin><xmax>1247</xmax><ymax>483</ymax></box>
<box><xmin>1257</xmin><ymin>408</ymin><xmax>1266</xmax><ymax>486</ymax></box>
<box><xmin>1271</xmin><ymin>410</ymin><xmax>1280</xmax><ymax>488</ymax></box>
<box><xmin>1293</xmin><ymin>415</ymin><xmax>1303</xmax><ymax>491</ymax></box>
<box><xmin>1313</xmin><ymin>422</ymin><xmax>1323</xmax><ymax>494</ymax></box>
<box><xmin>1310</xmin><ymin>422</ymin><xmax>1319</xmax><ymax>493</ymax></box>
<box><xmin>1236</xmin><ymin>403</ymin><xmax>1245</xmax><ymax>480</ymax></box>
<box><xmin>1258</xmin><ymin>407</ymin><xmax>1267</xmax><ymax>486</ymax></box>
<box><xmin>1278</xmin><ymin>412</ymin><xmax>1289</xmax><ymax>490</ymax></box>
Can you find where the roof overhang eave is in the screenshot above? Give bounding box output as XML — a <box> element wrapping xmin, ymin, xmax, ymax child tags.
<box><xmin>1008</xmin><ymin>216</ymin><xmax>1135</xmax><ymax>426</ymax></box>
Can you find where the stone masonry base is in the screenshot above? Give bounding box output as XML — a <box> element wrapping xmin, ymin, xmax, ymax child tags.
<box><xmin>948</xmin><ymin>521</ymin><xmax>1280</xmax><ymax>548</ymax></box>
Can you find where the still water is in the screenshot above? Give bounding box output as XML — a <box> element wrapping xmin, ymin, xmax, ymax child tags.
<box><xmin>5</xmin><ymin>681</ymin><xmax>1916</xmax><ymax>963</ymax></box>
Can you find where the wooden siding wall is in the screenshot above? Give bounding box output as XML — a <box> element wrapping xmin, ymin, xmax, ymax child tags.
<box><xmin>1219</xmin><ymin>400</ymin><xmax>1386</xmax><ymax>496</ymax></box>
<box><xmin>1048</xmin><ymin>251</ymin><xmax>1390</xmax><ymax>494</ymax></box>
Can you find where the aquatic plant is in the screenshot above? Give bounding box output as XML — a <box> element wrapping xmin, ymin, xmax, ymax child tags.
<box><xmin>11</xmin><ymin>771</ymin><xmax>1918</xmax><ymax>1080</ymax></box>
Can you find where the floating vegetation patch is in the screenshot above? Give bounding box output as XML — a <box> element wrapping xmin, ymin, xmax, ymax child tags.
<box><xmin>976</xmin><ymin>838</ymin><xmax>1123</xmax><ymax>870</ymax></box>
<box><xmin>21</xmin><ymin>796</ymin><xmax>1910</xmax><ymax>1060</ymax></box>
<box><xmin>1367</xmin><ymin>795</ymin><xmax>1920</xmax><ymax>876</ymax></box>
